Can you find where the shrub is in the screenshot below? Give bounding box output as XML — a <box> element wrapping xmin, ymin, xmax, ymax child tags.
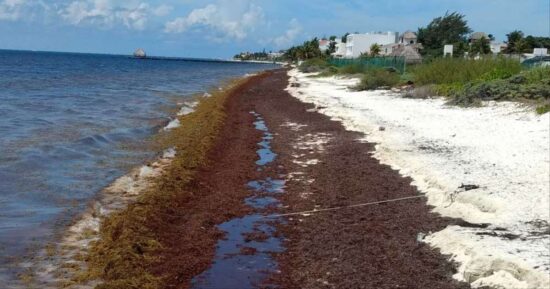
<box><xmin>523</xmin><ymin>66</ymin><xmax>550</xmax><ymax>84</ymax></box>
<box><xmin>337</xmin><ymin>63</ymin><xmax>368</xmax><ymax>74</ymax></box>
<box><xmin>299</xmin><ymin>58</ymin><xmax>330</xmax><ymax>73</ymax></box>
<box><xmin>433</xmin><ymin>83</ymin><xmax>465</xmax><ymax>96</ymax></box>
<box><xmin>355</xmin><ymin>69</ymin><xmax>400</xmax><ymax>91</ymax></box>
<box><xmin>536</xmin><ymin>104</ymin><xmax>550</xmax><ymax>114</ymax></box>
<box><xmin>449</xmin><ymin>78</ymin><xmax>550</xmax><ymax>106</ymax></box>
<box><xmin>315</xmin><ymin>66</ymin><xmax>339</xmax><ymax>77</ymax></box>
<box><xmin>412</xmin><ymin>57</ymin><xmax>522</xmax><ymax>85</ymax></box>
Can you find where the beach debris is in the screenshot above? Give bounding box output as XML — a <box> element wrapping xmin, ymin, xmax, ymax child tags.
<box><xmin>416</xmin><ymin>232</ymin><xmax>426</xmax><ymax>242</ymax></box>
<box><xmin>458</xmin><ymin>183</ymin><xmax>480</xmax><ymax>191</ymax></box>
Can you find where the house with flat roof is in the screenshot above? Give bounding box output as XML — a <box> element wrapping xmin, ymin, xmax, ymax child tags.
<box><xmin>331</xmin><ymin>39</ymin><xmax>346</xmax><ymax>58</ymax></box>
<box><xmin>345</xmin><ymin>32</ymin><xmax>398</xmax><ymax>58</ymax></box>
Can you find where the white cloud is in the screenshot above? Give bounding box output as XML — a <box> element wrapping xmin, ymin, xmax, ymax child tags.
<box><xmin>152</xmin><ymin>4</ymin><xmax>172</xmax><ymax>17</ymax></box>
<box><xmin>0</xmin><ymin>0</ymin><xmax>47</xmax><ymax>21</ymax></box>
<box><xmin>59</xmin><ymin>0</ymin><xmax>151</xmax><ymax>30</ymax></box>
<box><xmin>164</xmin><ymin>1</ymin><xmax>264</xmax><ymax>41</ymax></box>
<box><xmin>116</xmin><ymin>3</ymin><xmax>149</xmax><ymax>30</ymax></box>
<box><xmin>272</xmin><ymin>18</ymin><xmax>302</xmax><ymax>48</ymax></box>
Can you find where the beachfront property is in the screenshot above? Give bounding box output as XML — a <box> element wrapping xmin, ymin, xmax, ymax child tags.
<box><xmin>334</xmin><ymin>30</ymin><xmax>422</xmax><ymax>63</ymax></box>
<box><xmin>319</xmin><ymin>39</ymin><xmax>331</xmax><ymax>52</ymax></box>
<box><xmin>468</xmin><ymin>31</ymin><xmax>510</xmax><ymax>55</ymax></box>
<box><xmin>344</xmin><ymin>31</ymin><xmax>399</xmax><ymax>58</ymax></box>
<box><xmin>399</xmin><ymin>30</ymin><xmax>418</xmax><ymax>45</ymax></box>
<box><xmin>332</xmin><ymin>39</ymin><xmax>347</xmax><ymax>58</ymax></box>
<box><xmin>379</xmin><ymin>31</ymin><xmax>418</xmax><ymax>55</ymax></box>
<box><xmin>376</xmin><ymin>31</ymin><xmax>423</xmax><ymax>63</ymax></box>
<box><xmin>490</xmin><ymin>42</ymin><xmax>507</xmax><ymax>54</ymax></box>
<box><xmin>468</xmin><ymin>31</ymin><xmax>491</xmax><ymax>43</ymax></box>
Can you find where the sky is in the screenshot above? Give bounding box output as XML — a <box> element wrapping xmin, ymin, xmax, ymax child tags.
<box><xmin>0</xmin><ymin>0</ymin><xmax>549</xmax><ymax>58</ymax></box>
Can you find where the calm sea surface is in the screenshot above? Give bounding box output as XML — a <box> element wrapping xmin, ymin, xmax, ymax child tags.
<box><xmin>0</xmin><ymin>50</ymin><xmax>277</xmax><ymax>282</ymax></box>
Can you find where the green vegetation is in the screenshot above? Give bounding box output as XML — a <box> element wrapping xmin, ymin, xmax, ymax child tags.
<box><xmin>288</xmin><ymin>12</ymin><xmax>550</xmax><ymax>111</ymax></box>
<box><xmin>369</xmin><ymin>44</ymin><xmax>381</xmax><ymax>57</ymax></box>
<box><xmin>285</xmin><ymin>38</ymin><xmax>324</xmax><ymax>62</ymax></box>
<box><xmin>417</xmin><ymin>12</ymin><xmax>472</xmax><ymax>58</ymax></box>
<box><xmin>298</xmin><ymin>58</ymin><xmax>332</xmax><ymax>73</ymax></box>
<box><xmin>299</xmin><ymin>58</ymin><xmax>401</xmax><ymax>79</ymax></box>
<box><xmin>504</xmin><ymin>30</ymin><xmax>550</xmax><ymax>54</ymax></box>
<box><xmin>336</xmin><ymin>63</ymin><xmax>369</xmax><ymax>74</ymax></box>
<box><xmin>536</xmin><ymin>104</ymin><xmax>550</xmax><ymax>114</ymax></box>
<box><xmin>233</xmin><ymin>49</ymin><xmax>282</xmax><ymax>62</ymax></box>
<box><xmin>78</xmin><ymin>77</ymin><xmax>249</xmax><ymax>289</ymax></box>
<box><xmin>298</xmin><ymin>55</ymin><xmax>549</xmax><ymax>111</ymax></box>
<box><xmin>415</xmin><ymin>12</ymin><xmax>550</xmax><ymax>58</ymax></box>
<box><xmin>449</xmin><ymin>66</ymin><xmax>550</xmax><ymax>106</ymax></box>
<box><xmin>355</xmin><ymin>69</ymin><xmax>400</xmax><ymax>91</ymax></box>
<box><xmin>409</xmin><ymin>58</ymin><xmax>549</xmax><ymax>107</ymax></box>
<box><xmin>469</xmin><ymin>37</ymin><xmax>491</xmax><ymax>55</ymax></box>
<box><xmin>411</xmin><ymin>57</ymin><xmax>522</xmax><ymax>85</ymax></box>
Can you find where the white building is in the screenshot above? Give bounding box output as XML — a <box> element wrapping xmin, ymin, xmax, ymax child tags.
<box><xmin>533</xmin><ymin>48</ymin><xmax>548</xmax><ymax>56</ymax></box>
<box><xmin>489</xmin><ymin>43</ymin><xmax>506</xmax><ymax>54</ymax></box>
<box><xmin>380</xmin><ymin>43</ymin><xmax>399</xmax><ymax>56</ymax></box>
<box><xmin>319</xmin><ymin>39</ymin><xmax>330</xmax><ymax>52</ymax></box>
<box><xmin>332</xmin><ymin>39</ymin><xmax>347</xmax><ymax>58</ymax></box>
<box><xmin>345</xmin><ymin>32</ymin><xmax>398</xmax><ymax>58</ymax></box>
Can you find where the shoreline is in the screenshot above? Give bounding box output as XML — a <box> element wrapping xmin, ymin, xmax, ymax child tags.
<box><xmin>17</xmin><ymin>73</ymin><xmax>268</xmax><ymax>289</ymax></box>
<box><xmin>19</xmin><ymin>97</ymin><xmax>201</xmax><ymax>288</ymax></box>
<box><xmin>17</xmin><ymin>67</ymin><xmax>548</xmax><ymax>289</ymax></box>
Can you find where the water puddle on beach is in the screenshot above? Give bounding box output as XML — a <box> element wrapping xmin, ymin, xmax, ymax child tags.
<box><xmin>191</xmin><ymin>112</ymin><xmax>285</xmax><ymax>289</ymax></box>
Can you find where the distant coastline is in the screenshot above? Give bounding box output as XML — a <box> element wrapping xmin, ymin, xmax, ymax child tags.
<box><xmin>0</xmin><ymin>48</ymin><xmax>284</xmax><ymax>65</ymax></box>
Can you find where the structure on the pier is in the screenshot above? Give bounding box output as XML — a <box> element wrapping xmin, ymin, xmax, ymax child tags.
<box><xmin>133</xmin><ymin>48</ymin><xmax>146</xmax><ymax>58</ymax></box>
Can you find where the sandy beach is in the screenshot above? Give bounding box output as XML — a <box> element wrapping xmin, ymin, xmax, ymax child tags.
<box><xmin>286</xmin><ymin>69</ymin><xmax>550</xmax><ymax>289</ymax></box>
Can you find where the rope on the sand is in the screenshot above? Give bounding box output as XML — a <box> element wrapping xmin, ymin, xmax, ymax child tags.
<box><xmin>265</xmin><ymin>195</ymin><xmax>426</xmax><ymax>218</ymax></box>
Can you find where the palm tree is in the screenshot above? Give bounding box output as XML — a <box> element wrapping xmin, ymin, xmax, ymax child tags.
<box><xmin>370</xmin><ymin>43</ymin><xmax>381</xmax><ymax>57</ymax></box>
<box><xmin>359</xmin><ymin>52</ymin><xmax>370</xmax><ymax>59</ymax></box>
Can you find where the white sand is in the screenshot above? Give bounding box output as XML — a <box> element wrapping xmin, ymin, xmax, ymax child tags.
<box><xmin>287</xmin><ymin>69</ymin><xmax>550</xmax><ymax>289</ymax></box>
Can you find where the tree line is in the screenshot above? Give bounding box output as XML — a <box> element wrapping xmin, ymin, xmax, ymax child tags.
<box><xmin>281</xmin><ymin>12</ymin><xmax>550</xmax><ymax>61</ymax></box>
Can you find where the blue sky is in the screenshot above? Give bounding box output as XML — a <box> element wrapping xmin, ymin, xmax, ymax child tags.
<box><xmin>0</xmin><ymin>0</ymin><xmax>548</xmax><ymax>58</ymax></box>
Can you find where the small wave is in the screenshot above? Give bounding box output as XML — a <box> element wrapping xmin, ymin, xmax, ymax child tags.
<box><xmin>177</xmin><ymin>107</ymin><xmax>194</xmax><ymax>116</ymax></box>
<box><xmin>177</xmin><ymin>100</ymin><xmax>198</xmax><ymax>116</ymax></box>
<box><xmin>29</xmin><ymin>146</ymin><xmax>179</xmax><ymax>288</ymax></box>
<box><xmin>163</xmin><ymin>119</ymin><xmax>180</xmax><ymax>130</ymax></box>
<box><xmin>162</xmin><ymin>147</ymin><xmax>176</xmax><ymax>159</ymax></box>
<box><xmin>78</xmin><ymin>134</ymin><xmax>111</xmax><ymax>147</ymax></box>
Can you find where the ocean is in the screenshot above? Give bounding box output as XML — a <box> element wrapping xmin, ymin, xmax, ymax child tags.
<box><xmin>0</xmin><ymin>50</ymin><xmax>277</xmax><ymax>283</ymax></box>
